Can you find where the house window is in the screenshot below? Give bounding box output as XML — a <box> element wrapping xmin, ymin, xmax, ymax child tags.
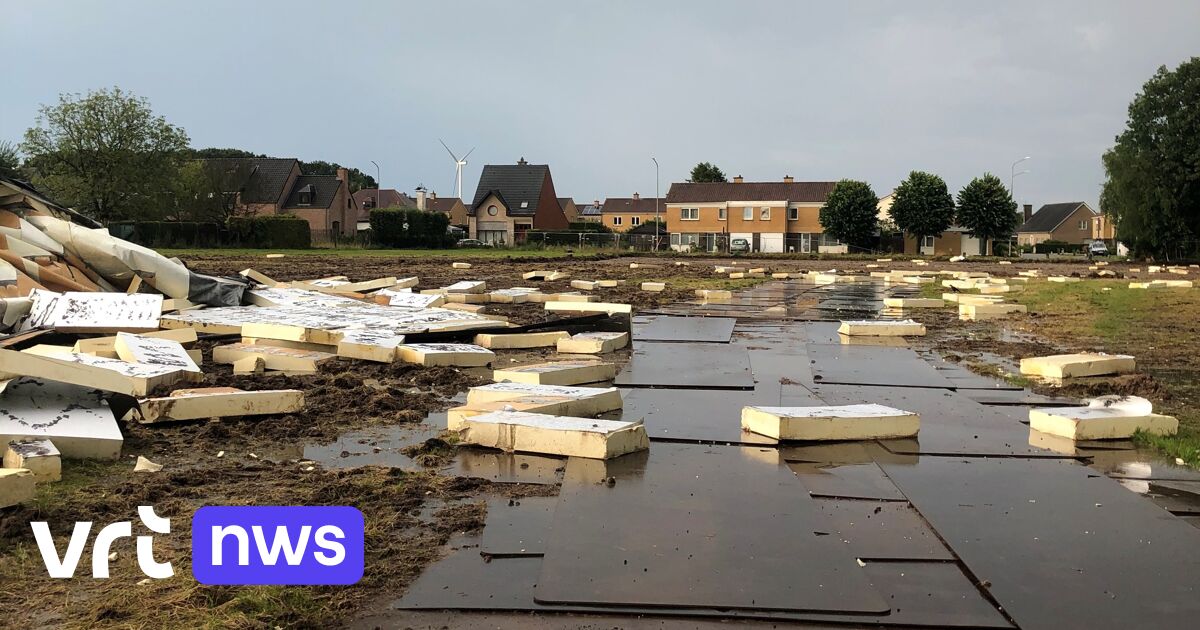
<box><xmin>922</xmin><ymin>235</ymin><xmax>935</xmax><ymax>248</ymax></box>
<box><xmin>296</xmin><ymin>184</ymin><xmax>313</xmax><ymax>206</ymax></box>
<box><xmin>760</xmin><ymin>207</ymin><xmax>770</xmax><ymax>220</ymax></box>
<box><xmin>681</xmin><ymin>208</ymin><xmax>699</xmax><ymax>221</ymax></box>
<box><xmin>718</xmin><ymin>208</ymin><xmax>726</xmax><ymax>220</ymax></box>
<box><xmin>487</xmin><ymin>205</ymin><xmax>498</xmax><ymax>216</ymax></box>
<box><xmin>1078</xmin><ymin>219</ymin><xmax>1088</xmax><ymax>230</ymax></box>
<box><xmin>743</xmin><ymin>207</ymin><xmax>753</xmax><ymax>221</ymax></box>
<box><xmin>632</xmin><ymin>216</ymin><xmax>641</xmax><ymax>226</ymax></box>
<box><xmin>788</xmin><ymin>207</ymin><xmax>798</xmax><ymax>221</ymax></box>
<box><xmin>613</xmin><ymin>216</ymin><xmax>622</xmax><ymax>226</ymax></box>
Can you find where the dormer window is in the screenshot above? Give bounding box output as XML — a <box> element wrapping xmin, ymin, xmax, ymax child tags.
<box><xmin>297</xmin><ymin>184</ymin><xmax>313</xmax><ymax>206</ymax></box>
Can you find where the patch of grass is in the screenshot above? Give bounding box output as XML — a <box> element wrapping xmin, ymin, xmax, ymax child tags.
<box><xmin>1134</xmin><ymin>430</ymin><xmax>1200</xmax><ymax>468</ymax></box>
<box><xmin>30</xmin><ymin>459</ymin><xmax>126</xmax><ymax>511</ymax></box>
<box><xmin>1010</xmin><ymin>280</ymin><xmax>1200</xmax><ymax>464</ymax></box>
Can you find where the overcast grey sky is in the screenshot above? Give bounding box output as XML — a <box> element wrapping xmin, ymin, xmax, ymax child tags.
<box><xmin>3</xmin><ymin>1</ymin><xmax>1197</xmax><ymax>210</ymax></box>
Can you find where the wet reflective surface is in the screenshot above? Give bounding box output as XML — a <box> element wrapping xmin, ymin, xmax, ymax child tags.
<box><xmin>614</xmin><ymin>341</ymin><xmax>755</xmax><ymax>389</ymax></box>
<box><xmin>633</xmin><ymin>315</ymin><xmax>735</xmax><ymax>343</ymax></box>
<box><xmin>536</xmin><ymin>443</ymin><xmax>889</xmax><ymax>613</ymax></box>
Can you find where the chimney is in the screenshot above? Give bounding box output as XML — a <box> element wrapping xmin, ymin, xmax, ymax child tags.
<box><xmin>733</xmin><ymin>175</ymin><xmax>744</xmax><ymax>184</ymax></box>
<box><xmin>783</xmin><ymin>175</ymin><xmax>794</xmax><ymax>183</ymax></box>
<box><xmin>517</xmin><ymin>157</ymin><xmax>528</xmax><ymax>165</ymax></box>
<box><xmin>336</xmin><ymin>167</ymin><xmax>349</xmax><ymax>184</ymax></box>
<box><xmin>415</xmin><ymin>185</ymin><xmax>427</xmax><ymax>210</ymax></box>
<box><xmin>633</xmin><ymin>192</ymin><xmax>640</xmax><ymax>200</ymax></box>
<box><xmin>1023</xmin><ymin>204</ymin><xmax>1033</xmax><ymax>222</ymax></box>
<box><xmin>593</xmin><ymin>199</ymin><xmax>600</xmax><ymax>206</ymax></box>
<box><xmin>430</xmin><ymin>191</ymin><xmax>437</xmax><ymax>201</ymax></box>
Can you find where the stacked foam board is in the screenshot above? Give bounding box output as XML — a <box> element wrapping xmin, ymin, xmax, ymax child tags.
<box><xmin>837</xmin><ymin>319</ymin><xmax>926</xmax><ymax>337</ymax></box>
<box><xmin>493</xmin><ymin>360</ymin><xmax>616</xmax><ymax>386</ymax></box>
<box><xmin>1019</xmin><ymin>353</ymin><xmax>1135</xmax><ymax>378</ymax></box>
<box><xmin>456</xmin><ymin>410</ymin><xmax>648</xmax><ymax>459</ymax></box>
<box><xmin>557</xmin><ymin>331</ymin><xmax>630</xmax><ymax>354</ymax></box>
<box><xmin>397</xmin><ymin>343</ymin><xmax>495</xmax><ymax>367</ymax></box>
<box><xmin>741</xmin><ymin>404</ymin><xmax>920</xmax><ymax>440</ymax></box>
<box><xmin>1029</xmin><ymin>396</ymin><xmax>1176</xmax><ymax>440</ymax></box>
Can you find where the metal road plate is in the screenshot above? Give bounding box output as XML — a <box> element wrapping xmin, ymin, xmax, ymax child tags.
<box><xmin>787</xmin><ymin>461</ymin><xmax>908</xmax><ymax>501</ymax></box>
<box><xmin>810</xmin><ymin>384</ymin><xmax>1075</xmax><ymax>458</ymax></box>
<box><xmin>480</xmin><ymin>496</ymin><xmax>557</xmax><ymax>557</ymax></box>
<box><xmin>811</xmin><ymin>498</ymin><xmax>954</xmax><ymax>560</ymax></box>
<box><xmin>535</xmin><ymin>443</ymin><xmax>889</xmax><ymax>614</ymax></box>
<box><xmin>882</xmin><ymin>457</ymin><xmax>1200</xmax><ymax>630</ymax></box>
<box><xmin>395</xmin><ymin>541</ymin><xmax>1008</xmax><ymax>627</ymax></box>
<box><xmin>808</xmin><ymin>343</ymin><xmax>956</xmax><ymax>389</ymax></box>
<box><xmin>633</xmin><ymin>316</ymin><xmax>736</xmax><ymax>343</ymax></box>
<box><xmin>613</xmin><ymin>342</ymin><xmax>755</xmax><ymax>390</ymax></box>
<box><xmin>618</xmin><ymin>387</ymin><xmax>778</xmax><ymax>445</ymax></box>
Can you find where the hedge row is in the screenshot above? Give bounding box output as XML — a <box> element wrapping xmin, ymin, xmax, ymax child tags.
<box><xmin>369</xmin><ymin>207</ymin><xmax>453</xmax><ymax>248</ymax></box>
<box><xmin>108</xmin><ymin>221</ymin><xmax>222</xmax><ymax>247</ymax></box>
<box><xmin>227</xmin><ymin>215</ymin><xmax>312</xmax><ymax>249</ymax></box>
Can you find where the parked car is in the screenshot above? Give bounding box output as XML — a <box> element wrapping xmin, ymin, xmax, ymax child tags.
<box><xmin>730</xmin><ymin>238</ymin><xmax>750</xmax><ymax>254</ymax></box>
<box><xmin>1088</xmin><ymin>240</ymin><xmax>1109</xmax><ymax>256</ymax></box>
<box><xmin>456</xmin><ymin>238</ymin><xmax>486</xmax><ymax>248</ymax></box>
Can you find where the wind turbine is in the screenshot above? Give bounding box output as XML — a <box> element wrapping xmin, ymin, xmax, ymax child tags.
<box><xmin>439</xmin><ymin>139</ymin><xmax>475</xmax><ymax>200</ymax></box>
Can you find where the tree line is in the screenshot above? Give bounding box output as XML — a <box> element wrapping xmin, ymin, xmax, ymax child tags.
<box><xmin>2</xmin><ymin>87</ymin><xmax>378</xmax><ymax>224</ymax></box>
<box><xmin>687</xmin><ymin>57</ymin><xmax>1198</xmax><ymax>258</ymax></box>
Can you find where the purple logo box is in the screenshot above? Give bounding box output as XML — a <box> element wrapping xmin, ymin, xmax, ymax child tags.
<box><xmin>192</xmin><ymin>506</ymin><xmax>364</xmax><ymax>585</ymax></box>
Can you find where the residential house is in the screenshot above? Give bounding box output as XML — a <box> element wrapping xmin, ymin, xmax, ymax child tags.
<box><xmin>664</xmin><ymin>176</ymin><xmax>837</xmax><ymax>253</ymax></box>
<box><xmin>877</xmin><ymin>191</ymin><xmax>996</xmax><ymax>256</ymax></box>
<box><xmin>577</xmin><ymin>200</ymin><xmax>603</xmax><ymax>223</ymax></box>
<box><xmin>558</xmin><ymin>198</ymin><xmax>579</xmax><ymax>223</ymax></box>
<box><xmin>468</xmin><ymin>158</ymin><xmax>569</xmax><ymax>244</ymax></box>
<box><xmin>352</xmin><ymin>188</ymin><xmax>415</xmax><ymax>230</ymax></box>
<box><xmin>416</xmin><ymin>188</ymin><xmax>469</xmax><ymax>228</ymax></box>
<box><xmin>203</xmin><ymin>157</ymin><xmax>357</xmax><ymax>236</ymax></box>
<box><xmin>1016</xmin><ymin>202</ymin><xmax>1108</xmax><ymax>246</ymax></box>
<box><xmin>601</xmin><ymin>193</ymin><xmax>664</xmax><ymax>232</ymax></box>
<box><xmin>902</xmin><ymin>227</ymin><xmax>991</xmax><ymax>256</ymax></box>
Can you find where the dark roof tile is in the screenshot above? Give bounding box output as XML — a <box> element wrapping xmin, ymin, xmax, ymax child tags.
<box><xmin>283</xmin><ymin>175</ymin><xmax>341</xmax><ymax>209</ymax></box>
<box><xmin>1018</xmin><ymin>202</ymin><xmax>1093</xmax><ymax>233</ymax></box>
<box><xmin>665</xmin><ymin>181</ymin><xmax>836</xmax><ymax>204</ymax></box>
<box><xmin>470</xmin><ymin>164</ymin><xmax>551</xmax><ymax>216</ymax></box>
<box><xmin>602</xmin><ymin>197</ymin><xmax>664</xmax><ymax>214</ymax></box>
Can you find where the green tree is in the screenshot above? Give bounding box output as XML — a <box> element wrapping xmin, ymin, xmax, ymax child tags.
<box><xmin>301</xmin><ymin>160</ymin><xmax>377</xmax><ymax>192</ymax></box>
<box><xmin>1101</xmin><ymin>57</ymin><xmax>1200</xmax><ymax>259</ymax></box>
<box><xmin>21</xmin><ymin>87</ymin><xmax>190</xmax><ymax>221</ymax></box>
<box><xmin>0</xmin><ymin>141</ymin><xmax>21</xmax><ymax>180</ymax></box>
<box><xmin>955</xmin><ymin>173</ymin><xmax>1019</xmax><ymax>255</ymax></box>
<box><xmin>688</xmin><ymin>162</ymin><xmax>727</xmax><ymax>183</ymax></box>
<box><xmin>889</xmin><ymin>170</ymin><xmax>955</xmax><ymax>246</ymax></box>
<box><xmin>819</xmin><ymin>179</ymin><xmax>879</xmax><ymax>250</ymax></box>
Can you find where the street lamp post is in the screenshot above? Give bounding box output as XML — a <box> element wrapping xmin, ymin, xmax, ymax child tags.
<box><xmin>370</xmin><ymin>160</ymin><xmax>381</xmax><ymax>198</ymax></box>
<box><xmin>1010</xmin><ymin>156</ymin><xmax>1031</xmax><ymax>197</ymax></box>
<box><xmin>652</xmin><ymin>157</ymin><xmax>660</xmax><ymax>251</ymax></box>
<box><xmin>1010</xmin><ymin>156</ymin><xmax>1031</xmax><ymax>257</ymax></box>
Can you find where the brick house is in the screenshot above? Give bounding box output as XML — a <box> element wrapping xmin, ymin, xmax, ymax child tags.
<box><xmin>1017</xmin><ymin>202</ymin><xmax>1109</xmax><ymax>246</ymax></box>
<box><xmin>558</xmin><ymin>198</ymin><xmax>580</xmax><ymax>223</ymax></box>
<box><xmin>468</xmin><ymin>159</ymin><xmax>569</xmax><ymax>244</ymax></box>
<box><xmin>601</xmin><ymin>193</ymin><xmax>665</xmax><ymax>232</ymax></box>
<box><xmin>204</xmin><ymin>157</ymin><xmax>356</xmax><ymax>236</ymax></box>
<box><xmin>353</xmin><ymin>187</ymin><xmax>468</xmax><ymax>229</ymax></box>
<box><xmin>664</xmin><ymin>176</ymin><xmax>837</xmax><ymax>253</ymax></box>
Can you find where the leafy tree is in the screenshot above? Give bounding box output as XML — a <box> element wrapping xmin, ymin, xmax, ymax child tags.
<box><xmin>819</xmin><ymin>179</ymin><xmax>879</xmax><ymax>249</ymax></box>
<box><xmin>955</xmin><ymin>173</ymin><xmax>1019</xmax><ymax>255</ymax></box>
<box><xmin>301</xmin><ymin>160</ymin><xmax>377</xmax><ymax>192</ymax></box>
<box><xmin>185</xmin><ymin>147</ymin><xmax>269</xmax><ymax>159</ymax></box>
<box><xmin>889</xmin><ymin>170</ymin><xmax>955</xmax><ymax>246</ymax></box>
<box><xmin>169</xmin><ymin>159</ymin><xmax>258</xmax><ymax>223</ymax></box>
<box><xmin>1101</xmin><ymin>57</ymin><xmax>1200</xmax><ymax>259</ymax></box>
<box><xmin>21</xmin><ymin>87</ymin><xmax>189</xmax><ymax>221</ymax></box>
<box><xmin>0</xmin><ymin>141</ymin><xmax>21</xmax><ymax>180</ymax></box>
<box><xmin>688</xmin><ymin>162</ymin><xmax>727</xmax><ymax>183</ymax></box>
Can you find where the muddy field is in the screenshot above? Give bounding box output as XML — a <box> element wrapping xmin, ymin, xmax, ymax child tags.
<box><xmin>0</xmin><ymin>252</ymin><xmax>1189</xmax><ymax>628</ymax></box>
